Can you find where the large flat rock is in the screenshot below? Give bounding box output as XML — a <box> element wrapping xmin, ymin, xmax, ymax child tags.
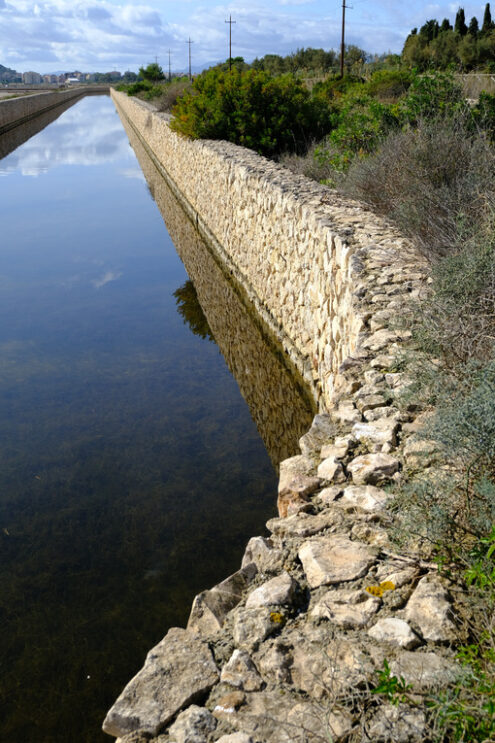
<box><xmin>298</xmin><ymin>535</ymin><xmax>378</xmax><ymax>587</ymax></box>
<box><xmin>102</xmin><ymin>627</ymin><xmax>219</xmax><ymax>738</ymax></box>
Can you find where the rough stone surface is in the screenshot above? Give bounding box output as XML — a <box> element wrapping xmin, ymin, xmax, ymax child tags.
<box><xmin>390</xmin><ymin>652</ymin><xmax>461</xmax><ymax>690</ymax></box>
<box><xmin>167</xmin><ymin>706</ymin><xmax>216</xmax><ymax>743</ymax></box>
<box><xmin>368</xmin><ymin>618</ymin><xmax>421</xmax><ymax>649</ymax></box>
<box><xmin>339</xmin><ymin>484</ymin><xmax>390</xmax><ymax>512</ymax></box>
<box><xmin>187</xmin><ymin>563</ymin><xmax>257</xmax><ymax>635</ymax></box>
<box><xmin>245</xmin><ymin>571</ymin><xmax>297</xmax><ymax>609</ymax></box>
<box><xmin>232</xmin><ymin>608</ymin><xmax>279</xmax><ymax>651</ymax></box>
<box><xmin>241</xmin><ymin>537</ymin><xmax>284</xmax><ymax>574</ymax></box>
<box><xmin>347</xmin><ymin>453</ymin><xmax>400</xmax><ymax>485</ymax></box>
<box><xmin>102</xmin><ymin>628</ymin><xmax>219</xmax><ymax>737</ymax></box>
<box><xmin>220</xmin><ymin>649</ymin><xmax>264</xmax><ymax>691</ymax></box>
<box><xmin>316</xmin><ymin>457</ymin><xmax>347</xmax><ymax>483</ymax></box>
<box><xmin>298</xmin><ymin>536</ymin><xmax>378</xmax><ymax>587</ymax></box>
<box><xmin>311</xmin><ymin>589</ymin><xmax>380</xmax><ymax>628</ymax></box>
<box><xmin>404</xmin><ymin>576</ymin><xmax>457</xmax><ymax>642</ymax></box>
<box><xmin>367</xmin><ymin>704</ymin><xmax>426</xmax><ymax>742</ymax></box>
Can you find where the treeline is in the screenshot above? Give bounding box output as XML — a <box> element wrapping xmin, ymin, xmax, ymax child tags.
<box><xmin>403</xmin><ymin>2</ymin><xmax>495</xmax><ymax>70</ymax></box>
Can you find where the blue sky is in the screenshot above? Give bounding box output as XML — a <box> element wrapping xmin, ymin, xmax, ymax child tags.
<box><xmin>0</xmin><ymin>0</ymin><xmax>490</xmax><ymax>73</ymax></box>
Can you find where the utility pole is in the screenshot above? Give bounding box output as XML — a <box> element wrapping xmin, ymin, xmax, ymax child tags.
<box><xmin>225</xmin><ymin>15</ymin><xmax>236</xmax><ymax>71</ymax></box>
<box><xmin>186</xmin><ymin>37</ymin><xmax>193</xmax><ymax>81</ymax></box>
<box><xmin>340</xmin><ymin>0</ymin><xmax>351</xmax><ymax>78</ymax></box>
<box><xmin>168</xmin><ymin>49</ymin><xmax>172</xmax><ymax>82</ymax></box>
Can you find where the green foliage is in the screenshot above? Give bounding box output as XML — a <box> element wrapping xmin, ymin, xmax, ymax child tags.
<box><xmin>402</xmin><ymin>5</ymin><xmax>495</xmax><ymax>70</ymax></box>
<box><xmin>139</xmin><ymin>62</ymin><xmax>165</xmax><ymax>82</ymax></box>
<box><xmin>170</xmin><ymin>68</ymin><xmax>332</xmax><ymax>156</ymax></box>
<box><xmin>372</xmin><ymin>660</ymin><xmax>412</xmax><ymax>705</ymax></box>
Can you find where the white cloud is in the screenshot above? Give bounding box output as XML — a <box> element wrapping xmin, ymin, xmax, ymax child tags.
<box><xmin>92</xmin><ymin>270</ymin><xmax>123</xmax><ymax>288</ymax></box>
<box><xmin>0</xmin><ymin>0</ymin><xmax>491</xmax><ymax>72</ymax></box>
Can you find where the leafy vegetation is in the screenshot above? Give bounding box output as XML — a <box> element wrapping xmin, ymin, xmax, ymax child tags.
<box><xmin>169</xmin><ymin>68</ymin><xmax>333</xmax><ymax>156</ymax></box>
<box><xmin>402</xmin><ymin>2</ymin><xmax>495</xmax><ymax>70</ymax></box>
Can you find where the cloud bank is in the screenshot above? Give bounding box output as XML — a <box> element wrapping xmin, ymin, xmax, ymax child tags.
<box><xmin>0</xmin><ymin>0</ymin><xmax>490</xmax><ymax>73</ymax></box>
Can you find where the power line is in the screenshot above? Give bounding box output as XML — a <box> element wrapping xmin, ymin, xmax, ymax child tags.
<box><xmin>225</xmin><ymin>15</ymin><xmax>236</xmax><ymax>71</ymax></box>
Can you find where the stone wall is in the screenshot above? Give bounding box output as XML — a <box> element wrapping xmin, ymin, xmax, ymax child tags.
<box><xmin>112</xmin><ymin>90</ymin><xmax>427</xmax><ymax>413</ymax></box>
<box><xmin>0</xmin><ymin>88</ymin><xmax>104</xmax><ymax>135</ymax></box>
<box><xmin>103</xmin><ymin>93</ymin><xmax>465</xmax><ymax>743</ymax></box>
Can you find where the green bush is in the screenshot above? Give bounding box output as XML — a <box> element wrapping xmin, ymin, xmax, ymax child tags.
<box><xmin>170</xmin><ymin>68</ymin><xmax>333</xmax><ymax>156</ymax></box>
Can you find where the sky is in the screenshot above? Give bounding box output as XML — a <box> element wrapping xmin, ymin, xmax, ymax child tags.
<box><xmin>0</xmin><ymin>0</ymin><xmax>491</xmax><ymax>74</ymax></box>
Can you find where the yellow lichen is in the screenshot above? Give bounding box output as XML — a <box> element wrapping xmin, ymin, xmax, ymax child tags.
<box><xmin>270</xmin><ymin>611</ymin><xmax>284</xmax><ymax>624</ymax></box>
<box><xmin>380</xmin><ymin>581</ymin><xmax>396</xmax><ymax>592</ymax></box>
<box><xmin>365</xmin><ymin>585</ymin><xmax>384</xmax><ymax>597</ymax></box>
<box><xmin>365</xmin><ymin>581</ymin><xmax>396</xmax><ymax>597</ymax></box>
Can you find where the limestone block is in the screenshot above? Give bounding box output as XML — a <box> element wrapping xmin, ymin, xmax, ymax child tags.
<box><xmin>266</xmin><ymin>509</ymin><xmax>344</xmax><ymax>538</ymax></box>
<box><xmin>404</xmin><ymin>576</ymin><xmax>456</xmax><ymax>642</ymax></box>
<box><xmin>316</xmin><ymin>457</ymin><xmax>346</xmax><ymax>483</ymax></box>
<box><xmin>362</xmin><ymin>329</ymin><xmax>398</xmax><ymax>351</ymax></box>
<box><xmin>352</xmin><ymin>418</ymin><xmax>399</xmax><ymax>449</ymax></box>
<box><xmin>245</xmin><ymin>571</ymin><xmax>298</xmax><ymax>609</ymax></box>
<box><xmin>187</xmin><ymin>563</ymin><xmax>257</xmax><ymax>635</ymax></box>
<box><xmin>339</xmin><ymin>484</ymin><xmax>391</xmax><ymax>512</ymax></box>
<box><xmin>298</xmin><ymin>535</ymin><xmax>378</xmax><ymax>587</ymax></box>
<box><xmin>216</xmin><ymin>735</ymin><xmax>253</xmax><ymax>743</ymax></box>
<box><xmin>347</xmin><ymin>453</ymin><xmax>400</xmax><ymax>485</ymax></box>
<box><xmin>277</xmin><ymin>454</ymin><xmax>320</xmax><ymax>518</ymax></box>
<box><xmin>368</xmin><ymin>618</ymin><xmax>421</xmax><ymax>649</ymax></box>
<box><xmin>102</xmin><ymin>628</ymin><xmax>219</xmax><ymax>737</ymax></box>
<box><xmin>390</xmin><ymin>652</ymin><xmax>461</xmax><ymax>691</ymax></box>
<box><xmin>233</xmin><ymin>608</ymin><xmax>279</xmax><ymax>651</ymax></box>
<box><xmin>298</xmin><ymin>414</ymin><xmax>337</xmax><ymax>456</ymax></box>
<box><xmin>311</xmin><ymin>588</ymin><xmax>380</xmax><ymax>628</ymax></box>
<box><xmin>220</xmin><ymin>649</ymin><xmax>264</xmax><ymax>691</ymax></box>
<box><xmin>167</xmin><ymin>705</ymin><xmax>216</xmax><ymax>743</ymax></box>
<box><xmin>367</xmin><ymin>704</ymin><xmax>426</xmax><ymax>742</ymax></box>
<box><xmin>241</xmin><ymin>536</ymin><xmax>284</xmax><ymax>574</ymax></box>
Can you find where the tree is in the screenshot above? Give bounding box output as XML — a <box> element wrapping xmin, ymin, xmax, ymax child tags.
<box><xmin>482</xmin><ymin>3</ymin><xmax>494</xmax><ymax>33</ymax></box>
<box><xmin>468</xmin><ymin>16</ymin><xmax>479</xmax><ymax>36</ymax></box>
<box><xmin>420</xmin><ymin>19</ymin><xmax>440</xmax><ymax>42</ymax></box>
<box><xmin>440</xmin><ymin>18</ymin><xmax>453</xmax><ymax>32</ymax></box>
<box><xmin>455</xmin><ymin>8</ymin><xmax>468</xmax><ymax>35</ymax></box>
<box><xmin>139</xmin><ymin>63</ymin><xmax>165</xmax><ymax>82</ymax></box>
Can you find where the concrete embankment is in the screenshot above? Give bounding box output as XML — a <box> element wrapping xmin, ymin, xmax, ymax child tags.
<box><xmin>0</xmin><ymin>87</ymin><xmax>108</xmax><ymax>135</ymax></box>
<box><xmin>105</xmin><ymin>90</ymin><xmax>464</xmax><ymax>743</ymax></box>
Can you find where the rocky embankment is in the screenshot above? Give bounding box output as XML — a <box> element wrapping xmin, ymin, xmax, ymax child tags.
<box><xmin>103</xmin><ymin>242</ymin><xmax>462</xmax><ymax>743</ymax></box>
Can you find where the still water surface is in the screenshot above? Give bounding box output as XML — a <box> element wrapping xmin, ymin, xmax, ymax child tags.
<box><xmin>0</xmin><ymin>95</ymin><xmax>313</xmax><ymax>742</ymax></box>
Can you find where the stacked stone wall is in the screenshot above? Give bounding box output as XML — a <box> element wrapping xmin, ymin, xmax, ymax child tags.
<box><xmin>104</xmin><ymin>92</ymin><xmax>465</xmax><ymax>743</ymax></box>
<box><xmin>111</xmin><ymin>90</ymin><xmax>427</xmax><ymax>413</ymax></box>
<box><xmin>0</xmin><ymin>88</ymin><xmax>105</xmax><ymax>135</ymax></box>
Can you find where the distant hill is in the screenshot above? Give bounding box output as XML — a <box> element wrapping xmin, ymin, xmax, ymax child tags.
<box><xmin>0</xmin><ymin>64</ymin><xmax>22</xmax><ymax>82</ymax></box>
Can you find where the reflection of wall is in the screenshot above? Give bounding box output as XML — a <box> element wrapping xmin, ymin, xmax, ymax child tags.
<box><xmin>123</xmin><ymin>117</ymin><xmax>315</xmax><ymax>467</ymax></box>
<box><xmin>0</xmin><ymin>88</ymin><xmax>107</xmax><ymax>136</ymax></box>
<box><xmin>0</xmin><ymin>96</ymin><xmax>88</xmax><ymax>160</ymax></box>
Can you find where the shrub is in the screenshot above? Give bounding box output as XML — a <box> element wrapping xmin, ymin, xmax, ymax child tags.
<box><xmin>155</xmin><ymin>79</ymin><xmax>191</xmax><ymax>113</ymax></box>
<box><xmin>342</xmin><ymin>116</ymin><xmax>495</xmax><ymax>259</ymax></box>
<box><xmin>363</xmin><ymin>68</ymin><xmax>413</xmax><ymax>101</ymax></box>
<box><xmin>170</xmin><ymin>68</ymin><xmax>333</xmax><ymax>156</ymax></box>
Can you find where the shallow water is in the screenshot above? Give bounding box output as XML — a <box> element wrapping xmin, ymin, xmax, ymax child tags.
<box><xmin>0</xmin><ymin>95</ymin><xmax>313</xmax><ymax>742</ymax></box>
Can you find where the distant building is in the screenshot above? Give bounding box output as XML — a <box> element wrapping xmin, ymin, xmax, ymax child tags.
<box><xmin>23</xmin><ymin>71</ymin><xmax>42</xmax><ymax>84</ymax></box>
<box><xmin>66</xmin><ymin>77</ymin><xmax>81</xmax><ymax>85</ymax></box>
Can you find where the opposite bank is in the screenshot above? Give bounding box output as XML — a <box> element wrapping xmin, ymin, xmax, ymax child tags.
<box><xmin>0</xmin><ymin>87</ymin><xmax>109</xmax><ymax>135</ymax></box>
<box><xmin>104</xmin><ymin>90</ymin><xmax>464</xmax><ymax>743</ymax></box>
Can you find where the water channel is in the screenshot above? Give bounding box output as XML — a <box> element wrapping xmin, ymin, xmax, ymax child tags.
<box><xmin>0</xmin><ymin>94</ymin><xmax>314</xmax><ymax>742</ymax></box>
